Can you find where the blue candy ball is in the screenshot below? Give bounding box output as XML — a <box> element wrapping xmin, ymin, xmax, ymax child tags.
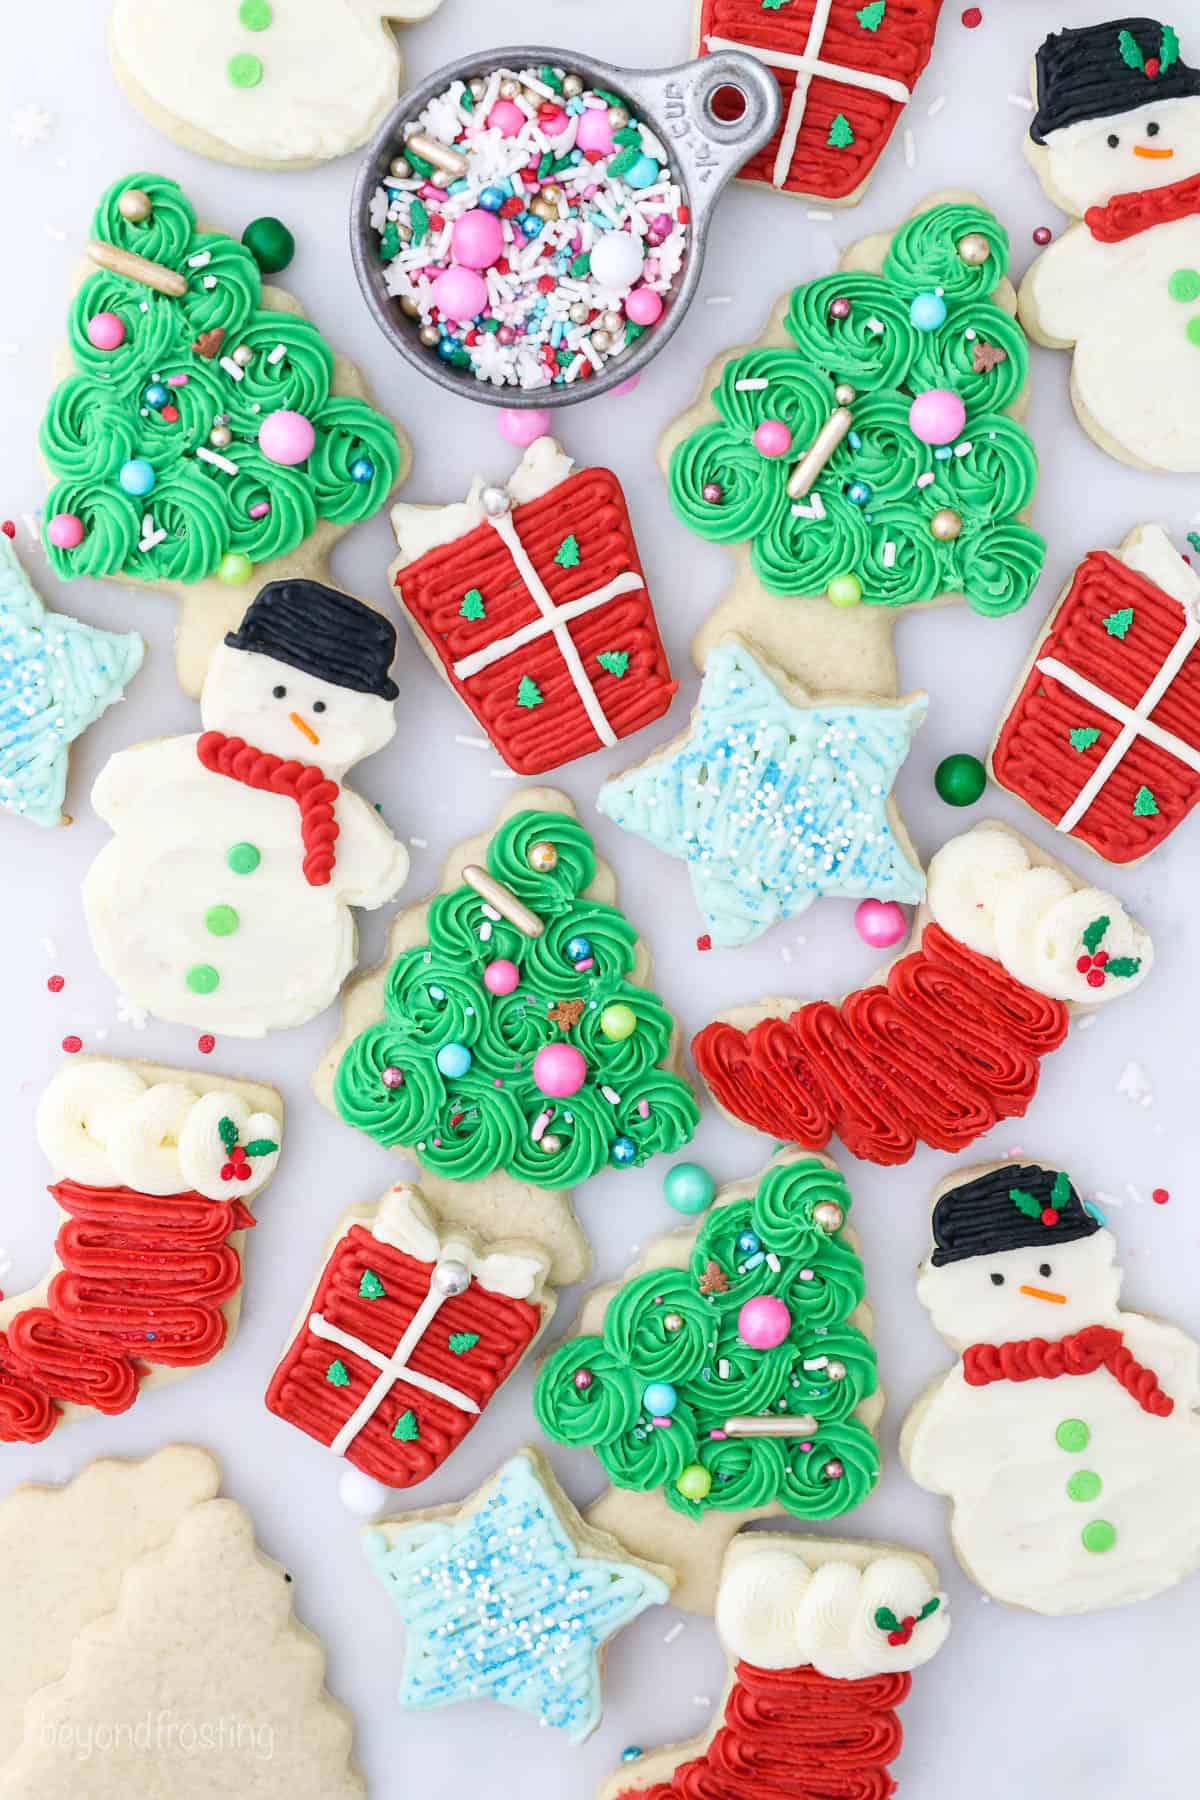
<box><xmin>643</xmin><ymin>1382</ymin><xmax>678</xmax><ymax>1417</ymax></box>
<box><xmin>846</xmin><ymin>480</ymin><xmax>872</xmax><ymax>507</ymax></box>
<box><xmin>565</xmin><ymin>935</ymin><xmax>592</xmax><ymax>963</ymax></box>
<box><xmin>479</xmin><ymin>186</ymin><xmax>506</xmax><ymax>212</ymax></box>
<box><xmin>663</xmin><ymin>1162</ymin><xmax>716</xmax><ymax>1215</ymax></box>
<box><xmin>909</xmin><ymin>290</ymin><xmax>948</xmax><ymax>331</ymax></box>
<box><xmin>436</xmin><ymin>337</ymin><xmax>459</xmax><ymax>361</ymax></box>
<box><xmin>118</xmin><ymin>458</ymin><xmax>156</xmax><ymax>497</ymax></box>
<box><xmin>621</xmin><ymin>1748</ymin><xmax>644</xmax><ymax>1764</ymax></box>
<box><xmin>625</xmin><ymin>153</ymin><xmax>660</xmax><ymax>188</ymax></box>
<box><xmin>736</xmin><ymin>1230</ymin><xmax>761</xmax><ymax>1255</ymax></box>
<box><xmin>610</xmin><ymin>1135</ymin><xmax>637</xmax><ymax>1166</ymax></box>
<box><xmin>350</xmin><ymin>457</ymin><xmax>375</xmax><ymax>484</ymax></box>
<box><xmin>436</xmin><ymin>1042</ymin><xmax>472</xmax><ymax>1078</ymax></box>
<box><xmin>143</xmin><ymin>382</ymin><xmax>169</xmax><ymax>409</ymax></box>
<box><xmin>521</xmin><ymin>214</ymin><xmax>544</xmax><ymax>238</ymax></box>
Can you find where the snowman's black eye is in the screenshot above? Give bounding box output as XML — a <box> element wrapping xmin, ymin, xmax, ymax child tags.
<box><xmin>313</xmin><ymin>700</ymin><xmax>327</xmax><ymax>713</ymax></box>
<box><xmin>272</xmin><ymin>685</ymin><xmax>286</xmax><ymax>699</ymax></box>
<box><xmin>990</xmin><ymin>1272</ymin><xmax>1004</xmax><ymax>1287</ymax></box>
<box><xmin>1040</xmin><ymin>1263</ymin><xmax>1052</xmax><ymax>1278</ymax></box>
<box><xmin>1147</xmin><ymin>121</ymin><xmax>1160</xmax><ymax>136</ymax></box>
<box><xmin>1107</xmin><ymin>133</ymin><xmax>1120</xmax><ymax>148</ymax></box>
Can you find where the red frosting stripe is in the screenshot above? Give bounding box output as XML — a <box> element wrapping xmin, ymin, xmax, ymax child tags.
<box><xmin>964</xmin><ymin>1325</ymin><xmax>1175</xmax><ymax>1417</ymax></box>
<box><xmin>4</xmin><ymin>1309</ymin><xmax>142</xmax><ymax>1413</ymax></box>
<box><xmin>693</xmin><ymin>925</ymin><xmax>1070</xmax><ymax>1166</ymax></box>
<box><xmin>197</xmin><ymin>730</ymin><xmax>340</xmax><ymax>885</ymax></box>
<box><xmin>613</xmin><ymin>1662</ymin><xmax>912</xmax><ymax>1800</ymax></box>
<box><xmin>0</xmin><ymin>1339</ymin><xmax>59</xmax><ymax>1443</ymax></box>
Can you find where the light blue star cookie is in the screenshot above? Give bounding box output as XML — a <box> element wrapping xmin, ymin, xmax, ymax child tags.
<box><xmin>598</xmin><ymin>636</ymin><xmax>927</xmax><ymax>946</ymax></box>
<box><xmin>0</xmin><ymin>534</ymin><xmax>143</xmax><ymax>828</ymax></box>
<box><xmin>364</xmin><ymin>1449</ymin><xmax>671</xmax><ymax>1743</ymax></box>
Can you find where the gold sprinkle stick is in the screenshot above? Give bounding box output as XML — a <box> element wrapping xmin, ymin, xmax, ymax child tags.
<box><xmin>723</xmin><ymin>1414</ymin><xmax>818</xmax><ymax>1438</ymax></box>
<box><xmin>86</xmin><ymin>239</ymin><xmax>187</xmax><ymax>299</ymax></box>
<box><xmin>787</xmin><ymin>407</ymin><xmax>853</xmax><ymax>500</ymax></box>
<box><xmin>462</xmin><ymin>865</ymin><xmax>544</xmax><ymax>938</ymax></box>
<box><xmin>406</xmin><ymin>131</ymin><xmax>470</xmax><ymax>178</ymax></box>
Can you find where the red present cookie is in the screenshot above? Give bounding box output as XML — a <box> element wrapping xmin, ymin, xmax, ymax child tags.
<box><xmin>697</xmin><ymin>0</ymin><xmax>944</xmax><ymax>202</ymax></box>
<box><xmin>389</xmin><ymin>438</ymin><xmax>676</xmax><ymax>773</ymax></box>
<box><xmin>991</xmin><ymin>524</ymin><xmax>1200</xmax><ymax>864</ymax></box>
<box><xmin>266</xmin><ymin>1183</ymin><xmax>555</xmax><ymax>1509</ymax></box>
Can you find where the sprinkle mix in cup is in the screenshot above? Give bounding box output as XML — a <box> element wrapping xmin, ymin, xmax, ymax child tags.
<box><xmin>369</xmin><ymin>62</ymin><xmax>690</xmax><ymax>391</ymax></box>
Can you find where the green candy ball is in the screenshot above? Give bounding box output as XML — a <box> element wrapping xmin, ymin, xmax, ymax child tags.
<box><xmin>675</xmin><ymin>1464</ymin><xmax>712</xmax><ymax>1501</ymax></box>
<box><xmin>827</xmin><ymin>572</ymin><xmax>863</xmax><ymax>608</ymax></box>
<box><xmin>935</xmin><ymin>752</ymin><xmax>987</xmax><ymax>806</ymax></box>
<box><xmin>242</xmin><ymin>216</ymin><xmax>296</xmax><ymax>274</ymax></box>
<box><xmin>663</xmin><ymin>1162</ymin><xmax>716</xmax><ymax>1216</ymax></box>
<box><xmin>218</xmin><ymin>552</ymin><xmax>255</xmax><ymax>586</ymax></box>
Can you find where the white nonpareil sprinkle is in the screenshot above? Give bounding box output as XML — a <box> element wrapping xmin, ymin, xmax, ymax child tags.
<box><xmin>734</xmin><ymin>378</ymin><xmax>769</xmax><ymax>391</ymax></box>
<box><xmin>218</xmin><ymin>356</ymin><xmax>245</xmax><ymax>381</ymax></box>
<box><xmin>268</xmin><ymin>343</ymin><xmax>288</xmax><ymax>365</ymax></box>
<box><xmin>927</xmin><ymin>95</ymin><xmax>947</xmax><ymax>117</ymax></box>
<box><xmin>904</xmin><ymin>128</ymin><xmax>916</xmax><ymax>168</ymax></box>
<box><xmin>195</xmin><ymin>446</ymin><xmax>239</xmax><ymax>475</ymax></box>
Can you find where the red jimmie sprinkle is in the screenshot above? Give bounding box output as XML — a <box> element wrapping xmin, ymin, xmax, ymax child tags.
<box><xmin>198</xmin><ymin>1034</ymin><xmax>216</xmax><ymax>1055</ymax></box>
<box><xmin>697</xmin><ymin>934</ymin><xmax>713</xmax><ymax>953</ymax></box>
<box><xmin>961</xmin><ymin>6</ymin><xmax>982</xmax><ymax>25</ymax></box>
<box><xmin>1</xmin><ymin>521</ymin><xmax>15</xmax><ymax>539</ymax></box>
<box><xmin>61</xmin><ymin>1035</ymin><xmax>82</xmax><ymax>1055</ymax></box>
<box><xmin>1152</xmin><ymin>1188</ymin><xmax>1170</xmax><ymax>1205</ymax></box>
<box><xmin>47</xmin><ymin>975</ymin><xmax>65</xmax><ymax>993</ymax></box>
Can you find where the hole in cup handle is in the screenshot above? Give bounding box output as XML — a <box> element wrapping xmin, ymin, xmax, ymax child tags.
<box><xmin>619</xmin><ymin>51</ymin><xmax>782</xmax><ymax>223</ymax></box>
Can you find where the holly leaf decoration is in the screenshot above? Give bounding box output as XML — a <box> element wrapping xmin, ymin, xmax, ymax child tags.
<box><xmin>448</xmin><ymin>1330</ymin><xmax>480</xmax><ymax>1355</ymax></box>
<box><xmin>597</xmin><ymin>650</ymin><xmax>629</xmax><ymax>677</ymax></box>
<box><xmin>570</xmin><ymin>252</ymin><xmax>591</xmax><ymax>277</ymax></box>
<box><xmin>1051</xmin><ymin>1170</ymin><xmax>1071</xmax><ymax>1211</ymax></box>
<box><xmin>1010</xmin><ymin>1187</ymin><xmax>1044</xmax><ymax>1219</ymax></box>
<box><xmin>1133</xmin><ymin>785</ymin><xmax>1159</xmax><ymax>817</ymax></box>
<box><xmin>218</xmin><ymin>1115</ymin><xmax>239</xmax><ymax>1153</ymax></box>
<box><xmin>325</xmin><ymin>1359</ymin><xmax>351</xmax><ymax>1388</ymax></box>
<box><xmin>1162</xmin><ymin>24</ymin><xmax>1180</xmax><ymax>72</ymax></box>
<box><xmin>613</xmin><ymin>126</ymin><xmax>643</xmax><ymax>147</ymax></box>
<box><xmin>827</xmin><ymin>113</ymin><xmax>856</xmax><ymax>148</ymax></box>
<box><xmin>873</xmin><ymin>1605</ymin><xmax>901</xmax><ymax>1631</ymax></box>
<box><xmin>379</xmin><ymin>220</ymin><xmax>401</xmax><ymax>261</ymax></box>
<box><xmin>762</xmin><ymin>0</ymin><xmax>791</xmax><ymax>8</ymax></box>
<box><xmin>1082</xmin><ymin>914</ymin><xmax>1110</xmax><ymax>956</ymax></box>
<box><xmin>555</xmin><ymin>534</ymin><xmax>581</xmax><ymax>568</ymax></box>
<box><xmin>1069</xmin><ymin>726</ymin><xmax>1101</xmax><ymax>752</ymax></box>
<box><xmin>1103</xmin><ymin>606</ymin><xmax>1134</xmax><ymax>639</ymax></box>
<box><xmin>917</xmin><ymin>1597</ymin><xmax>941</xmax><ymax>1622</ymax></box>
<box><xmin>856</xmin><ymin>0</ymin><xmax>886</xmax><ymax>27</ymax></box>
<box><xmin>1118</xmin><ymin>27</ymin><xmax>1146</xmax><ymax>70</ymax></box>
<box><xmin>1105</xmin><ymin>956</ymin><xmax>1143</xmax><ymax>978</ymax></box>
<box><xmin>607</xmin><ymin>146</ymin><xmax>642</xmax><ymax>181</ymax></box>
<box><xmin>393</xmin><ymin>1409</ymin><xmax>420</xmax><ymax>1441</ymax></box>
<box><xmin>243</xmin><ymin>1137</ymin><xmax>278</xmax><ymax>1157</ymax></box>
<box><xmin>460</xmin><ymin>587</ymin><xmax>486</xmax><ymax>621</ymax></box>
<box><xmin>409</xmin><ymin>197</ymin><xmax>430</xmax><ymax>246</ymax></box>
<box><xmin>517</xmin><ymin>674</ymin><xmax>543</xmax><ymax>709</ymax></box>
<box><xmin>359</xmin><ymin>1269</ymin><xmax>386</xmax><ymax>1300</ymax></box>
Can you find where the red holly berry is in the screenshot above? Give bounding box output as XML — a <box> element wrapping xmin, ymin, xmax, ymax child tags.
<box><xmin>1077</xmin><ymin>950</ymin><xmax>1108</xmax><ymax>987</ymax></box>
<box><xmin>1076</xmin><ymin>954</ymin><xmax>1091</xmax><ymax>973</ymax></box>
<box><xmin>1086</xmin><ymin>968</ymin><xmax>1106</xmax><ymax>988</ymax></box>
<box><xmin>47</xmin><ymin>974</ymin><xmax>65</xmax><ymax>993</ymax></box>
<box><xmin>221</xmin><ymin>1161</ymin><xmax>236</xmax><ymax>1181</ymax></box>
<box><xmin>1093</xmin><ymin>950</ymin><xmax>1108</xmax><ymax>967</ymax></box>
<box><xmin>1145</xmin><ymin>56</ymin><xmax>1161</xmax><ymax>77</ymax></box>
<box><xmin>1041</xmin><ymin>1207</ymin><xmax>1059</xmax><ymax>1227</ymax></box>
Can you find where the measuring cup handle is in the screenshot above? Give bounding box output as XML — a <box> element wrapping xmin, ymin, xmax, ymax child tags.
<box><xmin>618</xmin><ymin>51</ymin><xmax>783</xmax><ymax>226</ymax></box>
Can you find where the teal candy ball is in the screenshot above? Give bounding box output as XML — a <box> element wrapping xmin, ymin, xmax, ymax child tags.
<box><xmin>663</xmin><ymin>1161</ymin><xmax>716</xmax><ymax>1215</ymax></box>
<box><xmin>909</xmin><ymin>290</ymin><xmax>948</xmax><ymax>331</ymax></box>
<box><xmin>935</xmin><ymin>753</ymin><xmax>988</xmax><ymax>806</ymax></box>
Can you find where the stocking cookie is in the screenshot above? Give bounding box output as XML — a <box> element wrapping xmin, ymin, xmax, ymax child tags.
<box><xmin>315</xmin><ymin>788</ymin><xmax>698</xmax><ymax>1285</ymax></box>
<box><xmin>267</xmin><ymin>1181</ymin><xmax>555</xmax><ymax>1515</ymax></box>
<box><xmin>0</xmin><ymin>1057</ymin><xmax>282</xmax><ymax>1443</ymax></box>
<box><xmin>389</xmin><ymin>438</ymin><xmax>677</xmax><ymax>774</ymax></box>
<box><xmin>991</xmin><ymin>522</ymin><xmax>1200</xmax><ymax>863</ymax></box>
<box><xmin>695</xmin><ymin>0</ymin><xmax>945</xmax><ymax>204</ymax></box>
<box><xmin>695</xmin><ymin>821</ymin><xmax>1152</xmax><ymax>1167</ymax></box>
<box><xmin>83</xmin><ymin>579</ymin><xmax>408</xmax><ymax>1037</ymax></box>
<box><xmin>109</xmin><ymin>0</ymin><xmax>441</xmax><ymax>169</ymax></box>
<box><xmin>598</xmin><ymin>634</ymin><xmax>925</xmax><ymax>947</ymax></box>
<box><xmin>1019</xmin><ymin>18</ymin><xmax>1200</xmax><ymax>471</ymax></box>
<box><xmin>363</xmin><ymin>1447</ymin><xmax>672</xmax><ymax>1744</ymax></box>
<box><xmin>601</xmin><ymin>1532</ymin><xmax>949</xmax><ymax>1799</ymax></box>
<box><xmin>902</xmin><ymin>1159</ymin><xmax>1200</xmax><ymax>1614</ymax></box>
<box><xmin>535</xmin><ymin>1150</ymin><xmax>882</xmax><ymax>1613</ymax></box>
<box><xmin>40</xmin><ymin>171</ymin><xmax>408</xmax><ymax>695</ymax></box>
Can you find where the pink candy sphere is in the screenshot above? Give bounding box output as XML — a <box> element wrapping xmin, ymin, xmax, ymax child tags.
<box><xmin>487</xmin><ymin>98</ymin><xmax>525</xmax><ymax>136</ymax></box>
<box><xmin>433</xmin><ymin>265</ymin><xmax>487</xmax><ymax>321</ymax></box>
<box><xmin>753</xmin><ymin>418</ymin><xmax>792</xmax><ymax>458</ymax></box>
<box><xmin>576</xmin><ymin>108</ymin><xmax>616</xmax><ymax>155</ymax></box>
<box><xmin>625</xmin><ymin>287</ymin><xmax>664</xmax><ymax>327</ymax></box>
<box><xmin>86</xmin><ymin>310</ymin><xmax>126</xmax><ymax>350</ymax></box>
<box><xmin>259</xmin><ymin>409</ymin><xmax>316</xmax><ymax>466</ymax></box>
<box><xmin>498</xmin><ymin>406</ymin><xmax>552</xmax><ymax>448</ymax></box>
<box><xmin>532</xmin><ymin>1042</ymin><xmax>587</xmax><ymax>1098</ymax></box>
<box><xmin>452</xmin><ymin>208</ymin><xmax>505</xmax><ymax>270</ymax></box>
<box><xmin>854</xmin><ymin>898</ymin><xmax>908</xmax><ymax>949</ymax></box>
<box><xmin>908</xmin><ymin>388</ymin><xmax>966</xmax><ymax>446</ymax></box>
<box><xmin>46</xmin><ymin>512</ymin><xmax>85</xmax><ymax>550</ymax></box>
<box><xmin>737</xmin><ymin>1295</ymin><xmax>792</xmax><ymax>1350</ymax></box>
<box><xmin>483</xmin><ymin>958</ymin><xmax>520</xmax><ymax>996</ymax></box>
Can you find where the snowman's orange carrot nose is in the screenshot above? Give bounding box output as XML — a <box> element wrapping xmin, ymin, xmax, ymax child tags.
<box><xmin>1019</xmin><ymin>1284</ymin><xmax>1067</xmax><ymax>1303</ymax></box>
<box><xmin>1134</xmin><ymin>143</ymin><xmax>1174</xmax><ymax>158</ymax></box>
<box><xmin>289</xmin><ymin>710</ymin><xmax>320</xmax><ymax>745</ymax></box>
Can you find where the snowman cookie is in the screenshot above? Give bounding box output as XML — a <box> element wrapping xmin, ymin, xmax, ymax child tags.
<box><xmin>83</xmin><ymin>578</ymin><xmax>409</xmax><ymax>1037</ymax></box>
<box><xmin>902</xmin><ymin>1159</ymin><xmax>1200</xmax><ymax>1614</ymax></box>
<box><xmin>1019</xmin><ymin>18</ymin><xmax>1200</xmax><ymax>471</ymax></box>
<box><xmin>108</xmin><ymin>0</ymin><xmax>441</xmax><ymax>169</ymax></box>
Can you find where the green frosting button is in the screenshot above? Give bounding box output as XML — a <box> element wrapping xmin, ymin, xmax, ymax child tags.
<box><xmin>205</xmin><ymin>905</ymin><xmax>239</xmax><ymax>937</ymax></box>
<box><xmin>227</xmin><ymin>842</ymin><xmax>261</xmax><ymax>874</ymax></box>
<box><xmin>1081</xmin><ymin>1520</ymin><xmax>1116</xmax><ymax>1554</ymax></box>
<box><xmin>227</xmin><ymin>52</ymin><xmax>264</xmax><ymax>88</ymax></box>
<box><xmin>1055</xmin><ymin>1419</ymin><xmax>1090</xmax><ymax>1453</ymax></box>
<box><xmin>1067</xmin><ymin>1471</ymin><xmax>1102</xmax><ymax>1503</ymax></box>
<box><xmin>186</xmin><ymin>964</ymin><xmax>220</xmax><ymax>994</ymax></box>
<box><xmin>1168</xmin><ymin>267</ymin><xmax>1200</xmax><ymax>303</ymax></box>
<box><xmin>1188</xmin><ymin>317</ymin><xmax>1200</xmax><ymax>349</ymax></box>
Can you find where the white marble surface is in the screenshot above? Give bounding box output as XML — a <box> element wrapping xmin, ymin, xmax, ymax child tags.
<box><xmin>0</xmin><ymin>2</ymin><xmax>1197</xmax><ymax>1796</ymax></box>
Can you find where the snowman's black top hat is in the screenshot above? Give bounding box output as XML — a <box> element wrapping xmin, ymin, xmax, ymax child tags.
<box><xmin>226</xmin><ymin>579</ymin><xmax>399</xmax><ymax>701</ymax></box>
<box><xmin>929</xmin><ymin>1163</ymin><xmax>1100</xmax><ymax>1266</ymax></box>
<box><xmin>1030</xmin><ymin>18</ymin><xmax>1200</xmax><ymax>143</ymax></box>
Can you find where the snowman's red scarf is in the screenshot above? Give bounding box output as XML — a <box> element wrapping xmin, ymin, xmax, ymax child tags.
<box><xmin>197</xmin><ymin>732</ymin><xmax>339</xmax><ymax>886</ymax></box>
<box><xmin>963</xmin><ymin>1325</ymin><xmax>1173</xmax><ymax>1416</ymax></box>
<box><xmin>1084</xmin><ymin>171</ymin><xmax>1200</xmax><ymax>243</ymax></box>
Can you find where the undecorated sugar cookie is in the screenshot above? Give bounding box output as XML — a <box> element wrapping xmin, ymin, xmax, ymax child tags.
<box><xmin>364</xmin><ymin>1447</ymin><xmax>672</xmax><ymax>1744</ymax></box>
<box><xmin>266</xmin><ymin>1181</ymin><xmax>556</xmax><ymax>1513</ymax></box>
<box><xmin>695</xmin><ymin>820</ymin><xmax>1153</xmax><ymax>1166</ymax></box>
<box><xmin>40</xmin><ymin>171</ymin><xmax>408</xmax><ymax>696</ymax></box>
<box><xmin>661</xmin><ymin>192</ymin><xmax>1045</xmax><ymax>697</ymax></box>
<box><xmin>83</xmin><ymin>579</ymin><xmax>409</xmax><ymax>1037</ymax></box>
<box><xmin>600</xmin><ymin>1532</ymin><xmax>949</xmax><ymax>1799</ymax></box>
<box><xmin>0</xmin><ymin>1057</ymin><xmax>282</xmax><ymax>1443</ymax></box>
<box><xmin>991</xmin><ymin>521</ymin><xmax>1200</xmax><ymax>863</ymax></box>
<box><xmin>902</xmin><ymin>1158</ymin><xmax>1200</xmax><ymax>1614</ymax></box>
<box><xmin>1019</xmin><ymin>18</ymin><xmax>1200</xmax><ymax>471</ymax></box>
<box><xmin>109</xmin><ymin>0</ymin><xmax>442</xmax><ymax>169</ymax></box>
<box><xmin>315</xmin><ymin>788</ymin><xmax>699</xmax><ymax>1286</ymax></box>
<box><xmin>535</xmin><ymin>1150</ymin><xmax>882</xmax><ymax>1614</ymax></box>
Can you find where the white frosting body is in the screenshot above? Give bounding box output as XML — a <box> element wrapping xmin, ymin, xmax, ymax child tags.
<box><xmin>110</xmin><ymin>0</ymin><xmax>415</xmax><ymax>164</ymax></box>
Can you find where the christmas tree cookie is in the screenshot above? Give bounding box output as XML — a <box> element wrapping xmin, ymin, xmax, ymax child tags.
<box><xmin>902</xmin><ymin>1158</ymin><xmax>1200</xmax><ymax>1614</ymax></box>
<box><xmin>389</xmin><ymin>438</ymin><xmax>677</xmax><ymax>774</ymax></box>
<box><xmin>108</xmin><ymin>0</ymin><xmax>441</xmax><ymax>170</ymax></box>
<box><xmin>991</xmin><ymin>522</ymin><xmax>1200</xmax><ymax>864</ymax></box>
<box><xmin>535</xmin><ymin>1150</ymin><xmax>882</xmax><ymax>1613</ymax></box>
<box><xmin>1019</xmin><ymin>18</ymin><xmax>1200</xmax><ymax>472</ymax></box>
<box><xmin>598</xmin><ymin>634</ymin><xmax>926</xmax><ymax>947</ymax></box>
<box><xmin>40</xmin><ymin>170</ymin><xmax>408</xmax><ymax>695</ymax></box>
<box><xmin>661</xmin><ymin>191</ymin><xmax>1044</xmax><ymax>697</ymax></box>
<box><xmin>83</xmin><ymin>579</ymin><xmax>409</xmax><ymax>1036</ymax></box>
<box><xmin>0</xmin><ymin>1057</ymin><xmax>282</xmax><ymax>1444</ymax></box>
<box><xmin>267</xmin><ymin>1181</ymin><xmax>557</xmax><ymax>1515</ymax></box>
<box><xmin>0</xmin><ymin>535</ymin><xmax>143</xmax><ymax>830</ymax></box>
<box><xmin>363</xmin><ymin>1447</ymin><xmax>672</xmax><ymax>1744</ymax></box>
<box><xmin>694</xmin><ymin>0</ymin><xmax>945</xmax><ymax>204</ymax></box>
<box><xmin>316</xmin><ymin>788</ymin><xmax>699</xmax><ymax>1284</ymax></box>
<box><xmin>601</xmin><ymin>1532</ymin><xmax>949</xmax><ymax>1799</ymax></box>
<box><xmin>695</xmin><ymin>821</ymin><xmax>1153</xmax><ymax>1167</ymax></box>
